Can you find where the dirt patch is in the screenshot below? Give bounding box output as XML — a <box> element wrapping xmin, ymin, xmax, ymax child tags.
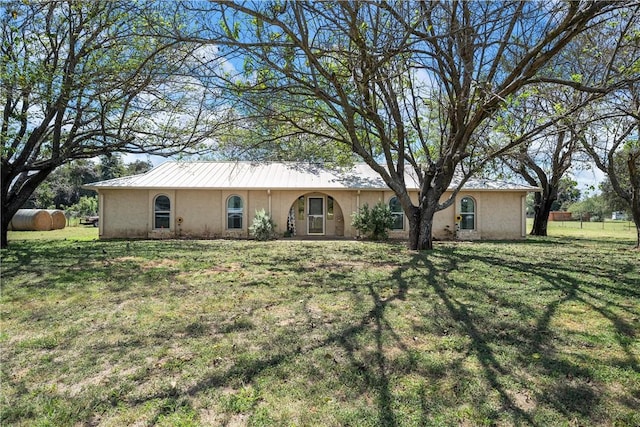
<box><xmin>108</xmin><ymin>256</ymin><xmax>180</xmax><ymax>271</ymax></box>
<box><xmin>507</xmin><ymin>389</ymin><xmax>537</xmax><ymax>412</ymax></box>
<box><xmin>309</xmin><ymin>260</ymin><xmax>402</xmax><ymax>273</ymax></box>
<box><xmin>56</xmin><ymin>364</ymin><xmax>137</xmax><ymax>397</ymax></box>
<box><xmin>176</xmin><ymin>263</ymin><xmax>244</xmax><ymax>280</ymax></box>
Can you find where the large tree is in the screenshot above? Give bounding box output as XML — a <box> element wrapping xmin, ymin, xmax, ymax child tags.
<box><xmin>181</xmin><ymin>0</ymin><xmax>628</xmax><ymax>249</ymax></box>
<box><xmin>582</xmin><ymin>97</ymin><xmax>640</xmax><ymax>247</ymax></box>
<box><xmin>504</xmin><ymin>5</ymin><xmax>640</xmax><ymax>236</ymax></box>
<box><xmin>579</xmin><ymin>5</ymin><xmax>640</xmax><ymax>248</ymax></box>
<box><xmin>497</xmin><ymin>86</ymin><xmax>594</xmax><ymax>237</ymax></box>
<box><xmin>0</xmin><ymin>0</ymin><xmax>222</xmax><ymax>247</ymax></box>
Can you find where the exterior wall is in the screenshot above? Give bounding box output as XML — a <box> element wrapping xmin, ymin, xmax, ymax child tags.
<box><xmin>173</xmin><ymin>190</ymin><xmax>222</xmax><ymax>238</ymax></box>
<box><xmin>456</xmin><ymin>191</ymin><xmax>527</xmax><ymax>240</ymax></box>
<box><xmin>433</xmin><ymin>194</ymin><xmax>456</xmax><ymax>240</ymax></box>
<box><xmin>99</xmin><ymin>189</ymin><xmax>148</xmax><ymax>238</ymax></box>
<box><xmin>98</xmin><ymin>188</ymin><xmax>528</xmax><ymax>241</ymax></box>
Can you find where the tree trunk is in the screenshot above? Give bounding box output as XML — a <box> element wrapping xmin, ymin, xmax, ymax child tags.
<box><xmin>631</xmin><ymin>191</ymin><xmax>640</xmax><ymax>249</ymax></box>
<box><xmin>407</xmin><ymin>206</ymin><xmax>421</xmax><ymax>250</ymax></box>
<box><xmin>633</xmin><ymin>215</ymin><xmax>640</xmax><ymax>250</ymax></box>
<box><xmin>1</xmin><ymin>167</ymin><xmax>53</xmax><ymax>249</ymax></box>
<box><xmin>530</xmin><ymin>191</ymin><xmax>557</xmax><ymax>236</ymax></box>
<box><xmin>1</xmin><ymin>174</ymin><xmax>14</xmax><ymax>249</ymax></box>
<box><xmin>417</xmin><ymin>203</ymin><xmax>439</xmax><ymax>250</ymax></box>
<box><xmin>1</xmin><ymin>213</ymin><xmax>9</xmax><ymax>249</ymax></box>
<box><xmin>1</xmin><ymin>198</ymin><xmax>17</xmax><ymax>249</ymax></box>
<box><xmin>406</xmin><ymin>191</ymin><xmax>441</xmax><ymax>251</ymax></box>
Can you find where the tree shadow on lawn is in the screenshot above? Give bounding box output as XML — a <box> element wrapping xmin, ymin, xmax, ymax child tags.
<box><xmin>125</xmin><ymin>252</ymin><xmax>532</xmax><ymax>424</ymax></box>
<box><xmin>5</xmin><ymin>239</ymin><xmax>637</xmax><ymax>425</ymax></box>
<box><xmin>454</xmin><ymin>250</ymin><xmax>638</xmax><ymax>369</ymax></box>
<box><xmin>1</xmin><ymin>239</ymin><xmax>137</xmax><ymax>284</ymax></box>
<box><xmin>414</xmin><ymin>254</ymin><xmax>538</xmax><ymax>425</ymax></box>
<box><xmin>121</xmin><ymin>241</ymin><xmax>638</xmax><ymax>426</ymax></box>
<box><xmin>125</xmin><ymin>286</ymin><xmax>404</xmax><ymax>425</ymax></box>
<box><xmin>414</xmin><ymin>247</ymin><xmax>639</xmax><ymax>423</ymax></box>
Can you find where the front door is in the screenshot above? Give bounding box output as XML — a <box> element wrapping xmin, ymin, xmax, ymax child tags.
<box><xmin>307</xmin><ymin>197</ymin><xmax>324</xmax><ymax>235</ymax></box>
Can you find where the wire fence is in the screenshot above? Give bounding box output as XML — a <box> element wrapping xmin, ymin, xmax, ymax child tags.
<box><xmin>542</xmin><ymin>219</ymin><xmax>635</xmax><ymax>231</ymax></box>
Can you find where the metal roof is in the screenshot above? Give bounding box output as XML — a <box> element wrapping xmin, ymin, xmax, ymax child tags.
<box><xmin>84</xmin><ymin>161</ymin><xmax>538</xmax><ymax>192</ymax></box>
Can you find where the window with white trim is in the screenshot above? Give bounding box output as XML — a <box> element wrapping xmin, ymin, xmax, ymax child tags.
<box><xmin>460</xmin><ymin>197</ymin><xmax>475</xmax><ymax>230</ymax></box>
<box><xmin>389</xmin><ymin>197</ymin><xmax>404</xmax><ymax>230</ymax></box>
<box><xmin>154</xmin><ymin>195</ymin><xmax>171</xmax><ymax>229</ymax></box>
<box><xmin>227</xmin><ymin>195</ymin><xmax>243</xmax><ymax>229</ymax></box>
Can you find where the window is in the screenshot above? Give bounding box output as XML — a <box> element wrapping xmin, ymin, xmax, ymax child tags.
<box><xmin>327</xmin><ymin>196</ymin><xmax>334</xmax><ymax>220</ymax></box>
<box><xmin>227</xmin><ymin>195</ymin><xmax>243</xmax><ymax>229</ymax></box>
<box><xmin>154</xmin><ymin>195</ymin><xmax>171</xmax><ymax>229</ymax></box>
<box><xmin>460</xmin><ymin>197</ymin><xmax>475</xmax><ymax>230</ymax></box>
<box><xmin>389</xmin><ymin>197</ymin><xmax>404</xmax><ymax>230</ymax></box>
<box><xmin>297</xmin><ymin>196</ymin><xmax>305</xmax><ymax>220</ymax></box>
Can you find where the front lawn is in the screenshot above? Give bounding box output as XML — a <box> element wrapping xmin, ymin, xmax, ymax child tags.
<box><xmin>1</xmin><ymin>232</ymin><xmax>638</xmax><ymax>426</ymax></box>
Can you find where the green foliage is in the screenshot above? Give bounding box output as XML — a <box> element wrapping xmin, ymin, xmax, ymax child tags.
<box><xmin>66</xmin><ymin>196</ymin><xmax>98</xmax><ymax>218</ymax></box>
<box><xmin>600</xmin><ymin>177</ymin><xmax>632</xmax><ymax>215</ymax></box>
<box><xmin>351</xmin><ymin>202</ymin><xmax>394</xmax><ymax>240</ymax></box>
<box><xmin>99</xmin><ymin>154</ymin><xmax>126</xmax><ymax>181</ymax></box>
<box><xmin>28</xmin><ymin>160</ymin><xmax>99</xmax><ymax>209</ymax></box>
<box><xmin>27</xmin><ymin>158</ymin><xmax>151</xmax><ymax>211</ymax></box>
<box><xmin>125</xmin><ymin>159</ymin><xmax>153</xmax><ymax>176</ymax></box>
<box><xmin>249</xmin><ymin>209</ymin><xmax>277</xmax><ymax>241</ymax></box>
<box><xmin>567</xmin><ymin>194</ymin><xmax>606</xmax><ymax>220</ymax></box>
<box><xmin>1</xmin><ymin>0</ymin><xmax>217</xmax><ymax>247</ymax></box>
<box><xmin>551</xmin><ymin>177</ymin><xmax>581</xmax><ymax>211</ymax></box>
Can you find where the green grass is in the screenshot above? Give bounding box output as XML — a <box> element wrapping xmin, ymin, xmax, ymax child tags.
<box><xmin>530</xmin><ymin>218</ymin><xmax>638</xmax><ymax>241</ymax></box>
<box><xmin>1</xmin><ymin>227</ymin><xmax>639</xmax><ymax>426</ymax></box>
<box><xmin>8</xmin><ymin>223</ymin><xmax>99</xmax><ymax>242</ymax></box>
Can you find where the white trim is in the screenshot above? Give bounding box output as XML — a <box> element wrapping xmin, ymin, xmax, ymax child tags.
<box><xmin>226</xmin><ymin>194</ymin><xmax>244</xmax><ymax>230</ymax></box>
<box><xmin>153</xmin><ymin>194</ymin><xmax>171</xmax><ymax>230</ymax></box>
<box><xmin>459</xmin><ymin>196</ymin><xmax>476</xmax><ymax>231</ymax></box>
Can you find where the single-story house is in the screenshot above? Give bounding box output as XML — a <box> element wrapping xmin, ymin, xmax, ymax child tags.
<box><xmin>84</xmin><ymin>161</ymin><xmax>538</xmax><ymax>241</ymax></box>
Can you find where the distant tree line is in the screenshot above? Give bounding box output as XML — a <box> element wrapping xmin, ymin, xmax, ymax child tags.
<box><xmin>25</xmin><ymin>155</ymin><xmax>152</xmax><ymax>218</ymax></box>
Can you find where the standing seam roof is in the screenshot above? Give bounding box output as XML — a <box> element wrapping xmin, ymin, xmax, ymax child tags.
<box><xmin>84</xmin><ymin>161</ymin><xmax>539</xmax><ymax>192</ymax></box>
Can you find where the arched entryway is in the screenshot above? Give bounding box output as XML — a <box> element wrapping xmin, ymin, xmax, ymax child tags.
<box><xmin>287</xmin><ymin>193</ymin><xmax>344</xmax><ymax>237</ymax></box>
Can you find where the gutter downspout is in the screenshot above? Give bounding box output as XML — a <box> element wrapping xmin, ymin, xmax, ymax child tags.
<box><xmin>356</xmin><ymin>190</ymin><xmax>361</xmax><ymax>238</ymax></box>
<box><xmin>521</xmin><ymin>194</ymin><xmax>526</xmax><ymax>238</ymax></box>
<box><xmin>98</xmin><ymin>192</ymin><xmax>104</xmax><ymax>238</ymax></box>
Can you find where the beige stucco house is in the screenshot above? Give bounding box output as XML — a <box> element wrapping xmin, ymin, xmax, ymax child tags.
<box><xmin>84</xmin><ymin>161</ymin><xmax>537</xmax><ymax>241</ymax></box>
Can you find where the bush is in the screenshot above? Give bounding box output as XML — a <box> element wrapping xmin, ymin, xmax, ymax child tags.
<box><xmin>249</xmin><ymin>209</ymin><xmax>277</xmax><ymax>241</ymax></box>
<box><xmin>351</xmin><ymin>201</ymin><xmax>394</xmax><ymax>240</ymax></box>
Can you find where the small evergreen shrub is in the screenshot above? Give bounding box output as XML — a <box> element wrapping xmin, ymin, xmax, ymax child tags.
<box><xmin>249</xmin><ymin>209</ymin><xmax>277</xmax><ymax>241</ymax></box>
<box><xmin>351</xmin><ymin>201</ymin><xmax>394</xmax><ymax>240</ymax></box>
